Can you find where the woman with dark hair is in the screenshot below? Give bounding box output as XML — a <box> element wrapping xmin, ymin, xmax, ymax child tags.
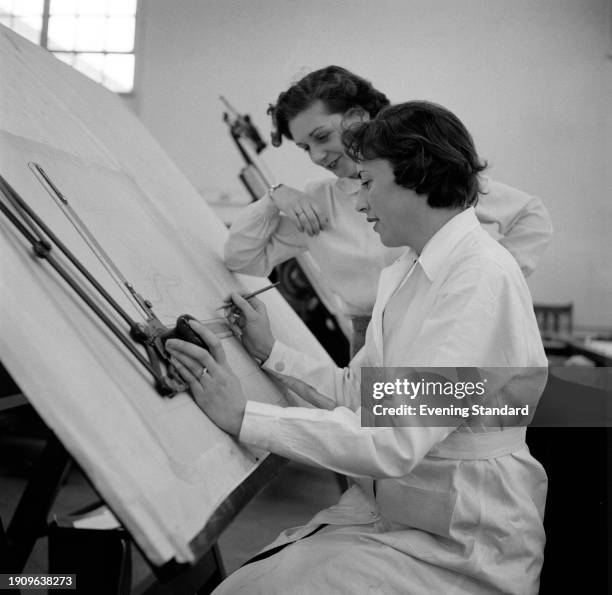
<box><xmin>224</xmin><ymin>66</ymin><xmax>552</xmax><ymax>354</ymax></box>
<box><xmin>169</xmin><ymin>100</ymin><xmax>549</xmax><ymax>594</ymax></box>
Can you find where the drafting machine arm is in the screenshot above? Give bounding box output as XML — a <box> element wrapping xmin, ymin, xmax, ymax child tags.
<box><xmin>0</xmin><ymin>169</ymin><xmax>208</xmax><ymax>397</ymax></box>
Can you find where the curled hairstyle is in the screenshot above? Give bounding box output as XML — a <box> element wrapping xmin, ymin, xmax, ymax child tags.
<box><xmin>342</xmin><ymin>101</ymin><xmax>487</xmax><ymax>209</ymax></box>
<box><xmin>268</xmin><ymin>66</ymin><xmax>389</xmax><ymax>147</ymax></box>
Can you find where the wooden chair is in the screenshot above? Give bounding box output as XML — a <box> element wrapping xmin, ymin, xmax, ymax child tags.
<box><xmin>533</xmin><ymin>303</ymin><xmax>573</xmax><ymax>358</ymax></box>
<box><xmin>533</xmin><ymin>303</ymin><xmax>573</xmax><ymax>335</ymax></box>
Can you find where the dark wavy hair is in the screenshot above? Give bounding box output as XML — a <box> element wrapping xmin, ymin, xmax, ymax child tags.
<box><xmin>342</xmin><ymin>101</ymin><xmax>487</xmax><ymax>209</ymax></box>
<box><xmin>268</xmin><ymin>66</ymin><xmax>390</xmax><ymax>147</ymax></box>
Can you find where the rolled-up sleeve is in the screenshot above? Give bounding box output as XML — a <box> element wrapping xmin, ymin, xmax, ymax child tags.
<box><xmin>224</xmin><ymin>194</ymin><xmax>308</xmax><ymax>276</ymax></box>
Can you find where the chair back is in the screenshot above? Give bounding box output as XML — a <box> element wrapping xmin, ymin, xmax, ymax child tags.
<box><xmin>533</xmin><ymin>303</ymin><xmax>573</xmax><ymax>336</ymax></box>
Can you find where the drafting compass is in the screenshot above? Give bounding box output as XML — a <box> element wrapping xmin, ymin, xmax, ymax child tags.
<box><xmin>0</xmin><ymin>163</ymin><xmax>217</xmax><ymax>397</ymax></box>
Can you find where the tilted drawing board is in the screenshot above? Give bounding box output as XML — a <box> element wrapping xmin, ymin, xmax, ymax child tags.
<box><xmin>0</xmin><ymin>26</ymin><xmax>331</xmax><ymax>566</ymax></box>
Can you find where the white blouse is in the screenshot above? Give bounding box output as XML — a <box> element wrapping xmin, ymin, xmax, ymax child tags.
<box><xmin>233</xmin><ymin>208</ymin><xmax>549</xmax><ymax>594</ymax></box>
<box><xmin>224</xmin><ymin>176</ymin><xmax>552</xmax><ymax>317</ymax></box>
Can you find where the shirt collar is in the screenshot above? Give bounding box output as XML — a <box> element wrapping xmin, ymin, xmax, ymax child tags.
<box><xmin>417</xmin><ymin>207</ymin><xmax>480</xmax><ymax>282</ymax></box>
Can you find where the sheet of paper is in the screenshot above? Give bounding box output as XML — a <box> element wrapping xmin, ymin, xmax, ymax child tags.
<box><xmin>0</xmin><ymin>26</ymin><xmax>331</xmax><ymax>565</ymax></box>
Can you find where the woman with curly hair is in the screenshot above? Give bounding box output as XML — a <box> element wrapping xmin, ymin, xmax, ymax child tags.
<box><xmin>224</xmin><ymin>66</ymin><xmax>552</xmax><ymax>355</ymax></box>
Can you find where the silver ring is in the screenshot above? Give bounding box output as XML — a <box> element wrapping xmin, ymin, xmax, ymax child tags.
<box><xmin>230</xmin><ymin>312</ymin><xmax>240</xmax><ymax>324</ymax></box>
<box><xmin>197</xmin><ymin>367</ymin><xmax>207</xmax><ymax>380</ymax></box>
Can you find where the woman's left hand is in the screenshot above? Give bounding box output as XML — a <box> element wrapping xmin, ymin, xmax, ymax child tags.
<box><xmin>165</xmin><ymin>321</ymin><xmax>246</xmax><ymax>437</ymax></box>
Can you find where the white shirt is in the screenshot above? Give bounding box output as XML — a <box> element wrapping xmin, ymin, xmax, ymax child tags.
<box><xmin>224</xmin><ymin>176</ymin><xmax>552</xmax><ymax>317</ymax></box>
<box><xmin>235</xmin><ymin>208</ymin><xmax>548</xmax><ymax>594</ymax></box>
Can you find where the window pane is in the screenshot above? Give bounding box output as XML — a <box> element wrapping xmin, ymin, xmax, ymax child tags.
<box><xmin>12</xmin><ymin>0</ymin><xmax>43</xmax><ymax>16</ymax></box>
<box><xmin>0</xmin><ymin>1</ymin><xmax>14</xmax><ymax>16</ymax></box>
<box><xmin>12</xmin><ymin>15</ymin><xmax>41</xmax><ymax>43</ymax></box>
<box><xmin>104</xmin><ymin>15</ymin><xmax>133</xmax><ymax>51</ymax></box>
<box><xmin>47</xmin><ymin>15</ymin><xmax>77</xmax><ymax>50</ymax></box>
<box><xmin>73</xmin><ymin>52</ymin><xmax>104</xmax><ymax>82</ymax></box>
<box><xmin>77</xmin><ymin>0</ymin><xmax>108</xmax><ymax>16</ymax></box>
<box><xmin>53</xmin><ymin>51</ymin><xmax>75</xmax><ymax>66</ymax></box>
<box><xmin>49</xmin><ymin>0</ymin><xmax>79</xmax><ymax>15</ymax></box>
<box><xmin>108</xmin><ymin>0</ymin><xmax>135</xmax><ymax>16</ymax></box>
<box><xmin>20</xmin><ymin>14</ymin><xmax>41</xmax><ymax>30</ymax></box>
<box><xmin>102</xmin><ymin>53</ymin><xmax>133</xmax><ymax>93</ymax></box>
<box><xmin>74</xmin><ymin>15</ymin><xmax>105</xmax><ymax>51</ymax></box>
<box><xmin>43</xmin><ymin>0</ymin><xmax>136</xmax><ymax>95</ymax></box>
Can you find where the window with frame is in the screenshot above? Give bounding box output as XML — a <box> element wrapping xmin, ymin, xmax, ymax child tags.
<box><xmin>0</xmin><ymin>0</ymin><xmax>137</xmax><ymax>93</ymax></box>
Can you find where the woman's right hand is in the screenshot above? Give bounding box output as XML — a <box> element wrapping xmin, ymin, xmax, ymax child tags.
<box><xmin>270</xmin><ymin>185</ymin><xmax>328</xmax><ymax>236</ymax></box>
<box><xmin>225</xmin><ymin>293</ymin><xmax>275</xmax><ymax>362</ymax></box>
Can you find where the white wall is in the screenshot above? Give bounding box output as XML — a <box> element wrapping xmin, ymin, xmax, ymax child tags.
<box><xmin>129</xmin><ymin>0</ymin><xmax>612</xmax><ymax>329</ymax></box>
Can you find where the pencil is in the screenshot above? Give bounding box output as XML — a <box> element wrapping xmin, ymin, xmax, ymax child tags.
<box><xmin>216</xmin><ymin>282</ymin><xmax>280</xmax><ymax>310</ymax></box>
